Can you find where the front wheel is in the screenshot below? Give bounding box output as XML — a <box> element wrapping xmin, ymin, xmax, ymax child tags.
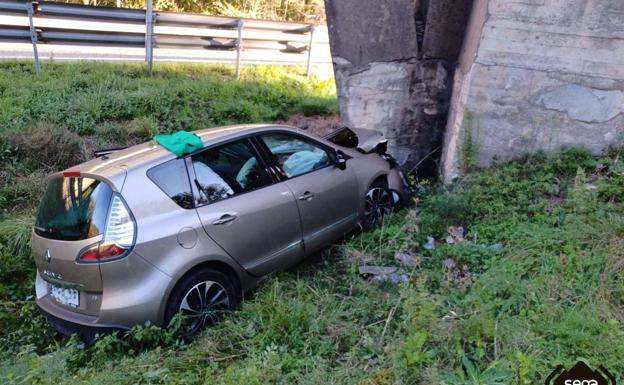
<box><xmin>164</xmin><ymin>268</ymin><xmax>238</xmax><ymax>336</ymax></box>
<box><xmin>363</xmin><ymin>182</ymin><xmax>394</xmax><ymax>229</ymax></box>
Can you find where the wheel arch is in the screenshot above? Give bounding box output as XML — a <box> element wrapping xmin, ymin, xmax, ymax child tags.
<box><xmin>369</xmin><ymin>174</ymin><xmax>389</xmax><ymax>189</ymax></box>
<box><xmin>159</xmin><ymin>258</ymin><xmax>246</xmax><ymax>325</ymax></box>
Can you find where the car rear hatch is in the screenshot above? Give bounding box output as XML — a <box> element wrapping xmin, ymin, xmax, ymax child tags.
<box><xmin>32</xmin><ymin>174</ymin><xmax>115</xmax><ymax>314</ymax></box>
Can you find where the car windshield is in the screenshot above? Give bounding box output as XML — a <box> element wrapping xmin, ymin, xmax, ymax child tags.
<box><xmin>35</xmin><ymin>177</ymin><xmax>113</xmax><ymax>241</ymax></box>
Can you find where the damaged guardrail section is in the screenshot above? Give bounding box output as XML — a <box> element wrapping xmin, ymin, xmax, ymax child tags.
<box><xmin>0</xmin><ymin>0</ymin><xmax>328</xmax><ymax>76</ymax></box>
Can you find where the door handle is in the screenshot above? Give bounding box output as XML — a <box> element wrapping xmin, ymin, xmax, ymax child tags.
<box><xmin>212</xmin><ymin>214</ymin><xmax>237</xmax><ymax>225</ymax></box>
<box><xmin>298</xmin><ymin>191</ymin><xmax>314</xmax><ymax>201</ymax></box>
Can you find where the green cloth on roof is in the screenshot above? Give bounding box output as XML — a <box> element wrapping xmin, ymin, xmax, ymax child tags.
<box><xmin>154</xmin><ymin>131</ymin><xmax>203</xmax><ymax>157</ymax></box>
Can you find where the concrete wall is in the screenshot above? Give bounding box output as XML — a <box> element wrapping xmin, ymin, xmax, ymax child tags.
<box><xmin>324</xmin><ymin>0</ymin><xmax>472</xmax><ymax>173</ymax></box>
<box><xmin>441</xmin><ymin>0</ymin><xmax>624</xmax><ymax>181</ymax></box>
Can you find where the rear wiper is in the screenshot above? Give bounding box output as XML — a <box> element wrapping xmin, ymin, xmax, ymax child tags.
<box><xmin>34</xmin><ymin>226</ymin><xmax>56</xmax><ymax>235</ymax></box>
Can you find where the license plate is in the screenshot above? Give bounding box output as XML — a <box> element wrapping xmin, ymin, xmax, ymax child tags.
<box><xmin>50</xmin><ymin>285</ymin><xmax>80</xmax><ymax>308</ymax></box>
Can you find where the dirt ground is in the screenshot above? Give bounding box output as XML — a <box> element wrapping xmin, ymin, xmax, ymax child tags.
<box><xmin>278</xmin><ymin>114</ymin><xmax>343</xmax><ymax>137</ymax></box>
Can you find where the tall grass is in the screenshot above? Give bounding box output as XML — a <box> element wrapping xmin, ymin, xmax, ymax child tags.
<box><xmin>0</xmin><ymin>61</ymin><xmax>337</xmax><ymax>137</ymax></box>
<box><xmin>3</xmin><ymin>148</ymin><xmax>624</xmax><ymax>384</ymax></box>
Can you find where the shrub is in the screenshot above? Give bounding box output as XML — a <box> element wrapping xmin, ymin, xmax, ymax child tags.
<box><xmin>7</xmin><ymin>123</ymin><xmax>84</xmax><ymax>171</ymax></box>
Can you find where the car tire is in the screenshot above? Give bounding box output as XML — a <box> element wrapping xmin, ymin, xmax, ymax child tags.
<box><xmin>164</xmin><ymin>268</ymin><xmax>238</xmax><ymax>336</ymax></box>
<box><xmin>363</xmin><ymin>180</ymin><xmax>394</xmax><ymax>230</ymax></box>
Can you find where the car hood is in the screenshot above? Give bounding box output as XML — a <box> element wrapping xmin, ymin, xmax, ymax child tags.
<box><xmin>352</xmin><ymin>128</ymin><xmax>386</xmax><ymax>153</ymax></box>
<box><xmin>324</xmin><ymin>127</ymin><xmax>387</xmax><ymax>154</ymax></box>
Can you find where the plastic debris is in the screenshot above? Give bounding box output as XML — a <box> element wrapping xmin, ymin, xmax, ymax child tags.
<box><xmin>424</xmin><ymin>236</ymin><xmax>436</xmax><ymax>250</ymax></box>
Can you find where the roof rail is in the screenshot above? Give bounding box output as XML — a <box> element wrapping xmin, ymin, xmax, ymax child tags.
<box><xmin>94</xmin><ymin>146</ymin><xmax>128</xmax><ymax>158</ymax></box>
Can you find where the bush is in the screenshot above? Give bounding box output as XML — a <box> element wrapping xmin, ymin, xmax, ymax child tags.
<box><xmin>7</xmin><ymin>123</ymin><xmax>84</xmax><ymax>171</ymax></box>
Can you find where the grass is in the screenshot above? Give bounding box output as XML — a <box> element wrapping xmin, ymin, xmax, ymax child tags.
<box><xmin>3</xmin><ymin>147</ymin><xmax>624</xmax><ymax>384</ymax></box>
<box><xmin>1</xmin><ymin>62</ymin><xmax>623</xmax><ymax>384</ymax></box>
<box><xmin>0</xmin><ymin>61</ymin><xmax>337</xmax><ymax>136</ymax></box>
<box><xmin>0</xmin><ymin>61</ymin><xmax>337</xmax><ymax>213</ymax></box>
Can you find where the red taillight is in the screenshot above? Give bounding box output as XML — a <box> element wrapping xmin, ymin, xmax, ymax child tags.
<box><xmin>76</xmin><ymin>194</ymin><xmax>135</xmax><ymax>263</ymax></box>
<box><xmin>79</xmin><ymin>246</ymin><xmax>99</xmax><ymax>261</ymax></box>
<box><xmin>99</xmin><ymin>243</ymin><xmax>126</xmax><ymax>259</ymax></box>
<box><xmin>77</xmin><ymin>242</ymin><xmax>127</xmax><ymax>263</ymax></box>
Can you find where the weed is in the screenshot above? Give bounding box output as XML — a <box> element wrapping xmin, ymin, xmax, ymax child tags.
<box><xmin>460</xmin><ymin>109</ymin><xmax>479</xmax><ymax>173</ymax></box>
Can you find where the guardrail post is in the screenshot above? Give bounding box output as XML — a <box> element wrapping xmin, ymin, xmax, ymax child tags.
<box><xmin>305</xmin><ymin>25</ymin><xmax>315</xmax><ymax>77</ymax></box>
<box><xmin>27</xmin><ymin>1</ymin><xmax>40</xmax><ymax>73</ymax></box>
<box><xmin>145</xmin><ymin>0</ymin><xmax>154</xmax><ymax>74</ymax></box>
<box><xmin>235</xmin><ymin>19</ymin><xmax>243</xmax><ymax>80</ymax></box>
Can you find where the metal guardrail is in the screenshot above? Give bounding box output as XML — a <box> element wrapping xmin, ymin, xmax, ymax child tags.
<box><xmin>0</xmin><ymin>0</ymin><xmax>328</xmax><ymax>76</ymax></box>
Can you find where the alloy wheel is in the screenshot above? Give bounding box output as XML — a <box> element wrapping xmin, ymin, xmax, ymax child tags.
<box><xmin>178</xmin><ymin>280</ymin><xmax>230</xmax><ymax>334</ymax></box>
<box><xmin>365</xmin><ymin>187</ymin><xmax>393</xmax><ymax>227</ymax></box>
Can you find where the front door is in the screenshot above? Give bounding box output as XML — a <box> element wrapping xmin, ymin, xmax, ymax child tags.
<box><xmin>257</xmin><ymin>132</ymin><xmax>360</xmax><ymax>253</ymax></box>
<box><xmin>190</xmin><ymin>139</ymin><xmax>303</xmax><ymax>276</ymax></box>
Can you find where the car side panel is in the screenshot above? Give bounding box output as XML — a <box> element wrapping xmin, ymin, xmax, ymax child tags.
<box><xmin>121</xmin><ymin>164</ymin><xmax>257</xmax><ymax>325</ymax></box>
<box><xmin>194</xmin><ymin>183</ymin><xmax>305</xmax><ymax>277</ymax></box>
<box><xmin>283</xmin><ymin>165</ymin><xmax>360</xmax><ymax>253</ymax></box>
<box><xmin>97</xmin><ymin>251</ymin><xmax>172</xmax><ymax>326</ymax></box>
<box><xmin>341</xmin><ymin>153</ymin><xmax>394</xmax><ymax>216</ymax></box>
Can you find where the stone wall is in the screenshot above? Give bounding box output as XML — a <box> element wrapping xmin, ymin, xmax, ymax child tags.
<box><xmin>441</xmin><ymin>0</ymin><xmax>624</xmax><ymax>181</ymax></box>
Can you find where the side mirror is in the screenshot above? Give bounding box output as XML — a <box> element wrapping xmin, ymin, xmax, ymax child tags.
<box><xmin>335</xmin><ymin>150</ymin><xmax>347</xmax><ymax>170</ymax></box>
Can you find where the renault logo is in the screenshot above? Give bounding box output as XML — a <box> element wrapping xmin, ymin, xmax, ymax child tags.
<box><xmin>44</xmin><ymin>249</ymin><xmax>51</xmax><ymax>263</ymax></box>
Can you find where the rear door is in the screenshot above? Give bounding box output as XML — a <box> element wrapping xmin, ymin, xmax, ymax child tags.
<box><xmin>256</xmin><ymin>132</ymin><xmax>360</xmax><ymax>253</ymax></box>
<box><xmin>190</xmin><ymin>138</ymin><xmax>304</xmax><ymax>276</ymax></box>
<box><xmin>32</xmin><ymin>176</ymin><xmax>111</xmax><ymax>313</ymax></box>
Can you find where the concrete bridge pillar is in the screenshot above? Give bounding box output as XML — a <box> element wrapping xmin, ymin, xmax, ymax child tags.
<box><xmin>324</xmin><ymin>0</ymin><xmax>473</xmax><ymax>174</ymax></box>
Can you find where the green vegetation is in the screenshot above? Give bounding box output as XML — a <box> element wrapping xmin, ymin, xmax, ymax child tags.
<box><xmin>60</xmin><ymin>0</ymin><xmax>326</xmax><ymax>23</ymax></box>
<box><xmin>0</xmin><ymin>60</ymin><xmax>337</xmax><ymax>213</ymax></box>
<box><xmin>1</xmin><ymin>62</ymin><xmax>623</xmax><ymax>384</ymax></box>
<box><xmin>460</xmin><ymin>109</ymin><xmax>479</xmax><ymax>173</ymax></box>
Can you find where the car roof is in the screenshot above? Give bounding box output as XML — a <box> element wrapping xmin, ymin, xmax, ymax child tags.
<box><xmin>59</xmin><ymin>124</ymin><xmax>308</xmax><ymax>182</ymax></box>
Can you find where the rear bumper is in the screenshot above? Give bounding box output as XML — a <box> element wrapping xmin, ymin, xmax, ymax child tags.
<box><xmin>37</xmin><ymin>295</ymin><xmax>128</xmax><ymax>341</ymax></box>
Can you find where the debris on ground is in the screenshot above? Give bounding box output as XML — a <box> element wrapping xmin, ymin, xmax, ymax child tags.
<box><xmin>394</xmin><ymin>251</ymin><xmax>421</xmax><ymax>267</ymax></box>
<box><xmin>359</xmin><ymin>266</ymin><xmax>397</xmax><ymax>276</ymax></box>
<box><xmin>442</xmin><ymin>258</ymin><xmax>472</xmax><ymax>290</ymax></box>
<box><xmin>372</xmin><ymin>273</ymin><xmax>409</xmax><ymax>284</ymax></box>
<box><xmin>424</xmin><ymin>236</ymin><xmax>436</xmax><ymax>250</ymax></box>
<box><xmin>358</xmin><ymin>265</ymin><xmax>408</xmax><ymax>284</ymax></box>
<box><xmin>423</xmin><ymin>228</ymin><xmax>503</xmax><ymax>253</ymax></box>
<box><xmin>446</xmin><ymin>226</ymin><xmax>466</xmax><ymax>244</ymax></box>
<box><xmin>441</xmin><ymin>310</ymin><xmax>460</xmax><ymax>321</ymax></box>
